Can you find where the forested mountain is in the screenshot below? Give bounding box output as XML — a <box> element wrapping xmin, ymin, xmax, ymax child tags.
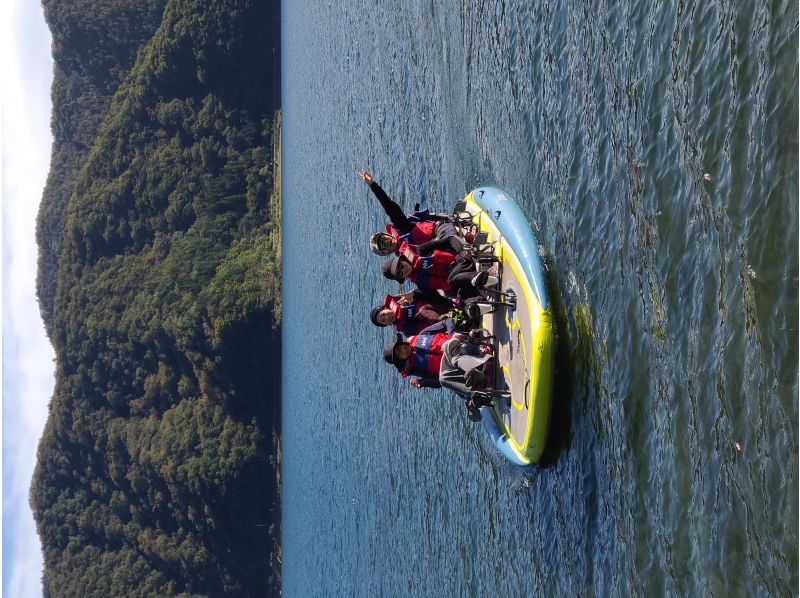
<box><xmin>31</xmin><ymin>0</ymin><xmax>282</xmax><ymax>595</ymax></box>
<box><xmin>37</xmin><ymin>0</ymin><xmax>170</xmax><ymax>332</ymax></box>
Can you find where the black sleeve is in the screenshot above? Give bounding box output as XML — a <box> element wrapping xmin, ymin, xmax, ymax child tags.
<box><xmin>410</xmin><ymin>290</ymin><xmax>454</xmax><ymax>314</ymax></box>
<box><xmin>414</xmin><ymin>376</ymin><xmax>442</xmax><ymax>388</ymax></box>
<box><xmin>369</xmin><ymin>180</ymin><xmax>412</xmax><ymax>233</ymax></box>
<box><xmin>415</xmin><ymin>237</ymin><xmax>454</xmax><ymax>256</ymax></box>
<box><xmin>411</xmin><ymin>289</ymin><xmax>445</xmax><ymax>304</ymax></box>
<box><xmin>446</xmin><ymin>235</ymin><xmax>465</xmax><ymax>253</ymax></box>
<box><xmin>418</xmin><ymin>212</ymin><xmax>451</xmax><ymax>222</ymax></box>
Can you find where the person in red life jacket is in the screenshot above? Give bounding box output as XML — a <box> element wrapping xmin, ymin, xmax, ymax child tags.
<box><xmin>383</xmin><ymin>319</ymin><xmax>496</xmax><ymax>421</ymax></box>
<box><xmin>369</xmin><ymin>228</ymin><xmax>476</xmax><ymax>258</ymax></box>
<box><xmin>383</xmin><ymin>321</ymin><xmax>454</xmax><ymax>388</ymax></box>
<box><xmin>370</xmin><ymin>289</ymin><xmax>455</xmax><ymax>335</ymax></box>
<box><xmin>380</xmin><ymin>241</ymin><xmax>456</xmax><ymax>291</ymax></box>
<box><xmin>359</xmin><ymin>169</ymin><xmax>467</xmax><ymax>255</ymax></box>
<box><xmin>381</xmin><ymin>247</ymin><xmax>498</xmax><ymax>298</ymax></box>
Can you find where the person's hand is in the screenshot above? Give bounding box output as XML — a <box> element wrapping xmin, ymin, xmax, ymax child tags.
<box><xmin>358</xmin><ymin>170</ymin><xmax>374</xmax><ymax>185</ymax></box>
<box><xmin>409</xmin><ymin>378</ymin><xmax>422</xmax><ymax>388</ymax></box>
<box><xmin>453</xmin><ymin>332</ymin><xmax>467</xmax><ymax>342</ymax></box>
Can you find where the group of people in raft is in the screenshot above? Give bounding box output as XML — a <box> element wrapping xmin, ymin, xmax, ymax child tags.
<box><xmin>360</xmin><ymin>170</ymin><xmax>500</xmax><ymax>420</ymax></box>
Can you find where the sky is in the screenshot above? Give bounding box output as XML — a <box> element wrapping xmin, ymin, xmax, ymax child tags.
<box><xmin>1</xmin><ymin>0</ymin><xmax>55</xmax><ymax>595</ymax></box>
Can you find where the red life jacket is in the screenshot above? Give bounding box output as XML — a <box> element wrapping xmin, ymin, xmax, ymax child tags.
<box><xmin>386</xmin><ymin>220</ymin><xmax>437</xmax><ymax>248</ymax></box>
<box><xmin>401</xmin><ymin>332</ymin><xmax>450</xmax><ymax>378</ymax></box>
<box><xmin>383</xmin><ymin>295</ymin><xmax>427</xmax><ymax>336</ymax></box>
<box><xmin>385</xmin><ymin>293</ymin><xmax>455</xmax><ymax>336</ymax></box>
<box><xmin>398</xmin><ymin>241</ymin><xmax>455</xmax><ymax>290</ymax></box>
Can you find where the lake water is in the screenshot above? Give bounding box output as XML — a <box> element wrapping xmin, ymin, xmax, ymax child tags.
<box><xmin>281</xmin><ymin>0</ymin><xmax>798</xmax><ymax>595</ymax></box>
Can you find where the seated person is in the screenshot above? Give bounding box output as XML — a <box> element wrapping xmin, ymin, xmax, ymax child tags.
<box><xmin>384</xmin><ymin>318</ymin><xmax>495</xmax><ymax>420</ymax></box>
<box><xmin>381</xmin><ymin>248</ymin><xmax>498</xmax><ymax>297</ymax></box>
<box><xmin>370</xmin><ymin>290</ymin><xmax>455</xmax><ymax>335</ymax></box>
<box><xmin>359</xmin><ymin>169</ymin><xmax>466</xmax><ymax>255</ymax></box>
<box><xmin>380</xmin><ymin>247</ymin><xmax>455</xmax><ymax>291</ymax></box>
<box><xmin>437</xmin><ymin>326</ymin><xmax>496</xmax><ymax>420</ymax></box>
<box><xmin>370</xmin><ymin>231</ymin><xmax>466</xmax><ymax>257</ymax></box>
<box><xmin>383</xmin><ymin>329</ymin><xmax>448</xmax><ymax>391</ymax></box>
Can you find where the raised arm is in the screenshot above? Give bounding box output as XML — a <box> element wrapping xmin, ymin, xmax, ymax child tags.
<box><xmin>359</xmin><ymin>170</ymin><xmax>412</xmax><ymax>233</ymax></box>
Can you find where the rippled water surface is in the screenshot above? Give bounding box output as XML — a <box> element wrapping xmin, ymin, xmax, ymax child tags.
<box><xmin>281</xmin><ymin>1</ymin><xmax>798</xmax><ymax>595</ymax></box>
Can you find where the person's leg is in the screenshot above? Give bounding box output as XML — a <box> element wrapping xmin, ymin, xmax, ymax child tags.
<box><xmin>439</xmin><ymin>338</ymin><xmax>472</xmax><ymax>396</ymax></box>
<box><xmin>452</xmin><ymin>349</ymin><xmax>492</xmax><ymax>383</ymax></box>
<box><xmin>434</xmin><ymin>221</ymin><xmax>465</xmax><ymax>253</ymax></box>
<box><xmin>438</xmin><ymin>337</ymin><xmax>493</xmax><ymax>395</ymax></box>
<box><xmin>447</xmin><ymin>253</ymin><xmax>479</xmax><ymax>298</ymax></box>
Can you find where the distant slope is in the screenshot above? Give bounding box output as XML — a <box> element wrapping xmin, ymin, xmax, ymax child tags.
<box><xmin>32</xmin><ymin>0</ymin><xmax>282</xmax><ymax>595</ymax></box>
<box><xmin>37</xmin><ymin>0</ymin><xmax>169</xmax><ymax>334</ymax></box>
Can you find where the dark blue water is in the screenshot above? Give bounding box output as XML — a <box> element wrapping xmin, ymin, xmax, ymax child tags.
<box><xmin>281</xmin><ymin>1</ymin><xmax>798</xmax><ymax>595</ymax></box>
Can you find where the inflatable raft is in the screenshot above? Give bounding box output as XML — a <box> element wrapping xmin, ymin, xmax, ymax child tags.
<box><xmin>459</xmin><ymin>187</ymin><xmax>554</xmax><ymax>465</ymax></box>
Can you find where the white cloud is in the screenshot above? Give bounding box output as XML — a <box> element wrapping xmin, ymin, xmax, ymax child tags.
<box><xmin>1</xmin><ymin>0</ymin><xmax>55</xmax><ymax>595</ymax></box>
